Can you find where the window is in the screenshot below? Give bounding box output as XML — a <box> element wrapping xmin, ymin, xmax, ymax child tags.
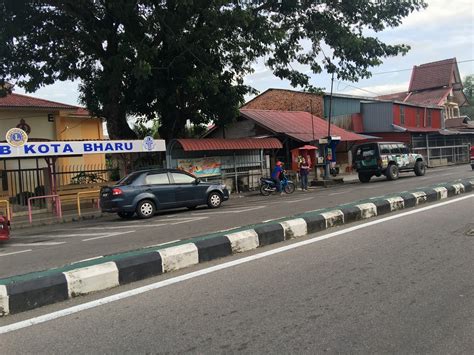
<box><xmin>171</xmin><ymin>172</ymin><xmax>196</xmax><ymax>184</ymax></box>
<box><xmin>145</xmin><ymin>173</ymin><xmax>169</xmax><ymax>185</ymax></box>
<box><xmin>389</xmin><ymin>144</ymin><xmax>401</xmax><ymax>154</ymax></box>
<box><xmin>399</xmin><ymin>144</ymin><xmax>409</xmax><ymax>154</ymax></box>
<box><xmin>380</xmin><ymin>144</ymin><xmax>390</xmax><ymax>154</ymax></box>
<box><xmin>355</xmin><ymin>144</ymin><xmax>377</xmax><ymax>159</ymax></box>
<box><xmin>427</xmin><ymin>110</ymin><xmax>432</xmax><ymax>127</ymax></box>
<box><xmin>416</xmin><ymin>109</ymin><xmax>421</xmax><ymax>127</ymax></box>
<box><xmin>117</xmin><ymin>172</ymin><xmax>140</xmax><ymax>186</ymax></box>
<box><xmin>400</xmin><ymin>106</ymin><xmax>405</xmax><ymax>125</ymax></box>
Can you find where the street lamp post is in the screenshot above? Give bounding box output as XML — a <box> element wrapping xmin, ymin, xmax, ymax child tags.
<box><xmin>324</xmin><ymin>72</ymin><xmax>334</xmax><ymax>179</ymax></box>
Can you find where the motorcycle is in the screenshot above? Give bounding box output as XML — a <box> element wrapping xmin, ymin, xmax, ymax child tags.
<box><xmin>259</xmin><ymin>173</ymin><xmax>295</xmax><ymax>196</ymax></box>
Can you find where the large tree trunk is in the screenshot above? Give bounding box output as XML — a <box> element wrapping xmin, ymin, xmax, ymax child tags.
<box><xmin>103</xmin><ymin>103</ymin><xmax>137</xmax><ymax>139</ymax></box>
<box><xmin>158</xmin><ymin>109</ymin><xmax>186</xmax><ymax>141</ymax></box>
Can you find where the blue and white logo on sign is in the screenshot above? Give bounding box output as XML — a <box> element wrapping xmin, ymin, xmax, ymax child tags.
<box><xmin>6</xmin><ymin>128</ymin><xmax>28</xmax><ymax>147</ymax></box>
<box><xmin>143</xmin><ymin>136</ymin><xmax>155</xmax><ymax>151</ymax></box>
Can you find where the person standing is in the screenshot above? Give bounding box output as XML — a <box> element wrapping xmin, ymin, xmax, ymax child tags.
<box><xmin>299</xmin><ymin>158</ymin><xmax>310</xmax><ymax>191</ymax></box>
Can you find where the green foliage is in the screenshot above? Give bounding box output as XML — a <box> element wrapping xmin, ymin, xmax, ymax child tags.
<box><xmin>461</xmin><ymin>75</ymin><xmax>474</xmax><ymax>119</ymax></box>
<box><xmin>0</xmin><ymin>0</ymin><xmax>427</xmax><ymax>139</ymax></box>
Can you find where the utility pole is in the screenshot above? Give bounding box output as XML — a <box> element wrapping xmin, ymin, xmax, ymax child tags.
<box><xmin>324</xmin><ymin>72</ymin><xmax>334</xmax><ymax>179</ymax></box>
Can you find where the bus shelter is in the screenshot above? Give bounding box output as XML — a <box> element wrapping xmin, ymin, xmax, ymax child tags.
<box><xmin>167</xmin><ymin>138</ymin><xmax>282</xmax><ymax>193</ymax></box>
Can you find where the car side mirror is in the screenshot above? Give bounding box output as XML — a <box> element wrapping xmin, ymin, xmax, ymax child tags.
<box><xmin>194</xmin><ymin>178</ymin><xmax>201</xmax><ymax>185</ymax></box>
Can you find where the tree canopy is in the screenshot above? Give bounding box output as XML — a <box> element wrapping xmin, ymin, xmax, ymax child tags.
<box><xmin>461</xmin><ymin>74</ymin><xmax>473</xmax><ymax>119</ymax></box>
<box><xmin>0</xmin><ymin>0</ymin><xmax>427</xmax><ymax>139</ymax></box>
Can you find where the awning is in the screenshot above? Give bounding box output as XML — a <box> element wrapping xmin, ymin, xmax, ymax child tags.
<box><xmin>174</xmin><ymin>138</ymin><xmax>282</xmax><ymax>151</ymax></box>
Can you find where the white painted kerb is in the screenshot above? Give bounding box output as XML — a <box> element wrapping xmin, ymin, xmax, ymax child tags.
<box><xmin>63</xmin><ymin>262</ymin><xmax>119</xmax><ymax>298</ymax></box>
<box><xmin>280</xmin><ymin>218</ymin><xmax>307</xmax><ymax>239</ymax></box>
<box><xmin>225</xmin><ymin>230</ymin><xmax>259</xmax><ymax>253</ymax></box>
<box><xmin>159</xmin><ymin>244</ymin><xmax>199</xmax><ymax>273</ymax></box>
<box><xmin>0</xmin><ymin>285</ymin><xmax>9</xmax><ymax>316</ymax></box>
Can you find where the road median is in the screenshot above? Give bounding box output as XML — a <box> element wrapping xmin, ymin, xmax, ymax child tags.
<box><xmin>1</xmin><ymin>179</ymin><xmax>473</xmax><ymax>317</ymax></box>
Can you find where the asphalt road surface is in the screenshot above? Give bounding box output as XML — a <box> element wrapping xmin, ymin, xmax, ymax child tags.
<box><xmin>0</xmin><ymin>164</ymin><xmax>472</xmax><ymax>278</ymax></box>
<box><xmin>1</xmin><ymin>193</ymin><xmax>473</xmax><ymax>353</ymax></box>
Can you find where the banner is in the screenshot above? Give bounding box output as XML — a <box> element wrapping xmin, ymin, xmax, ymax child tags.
<box><xmin>0</xmin><ymin>138</ymin><xmax>166</xmax><ymax>158</ymax></box>
<box><xmin>177</xmin><ymin>157</ymin><xmax>221</xmax><ymax>177</ymax></box>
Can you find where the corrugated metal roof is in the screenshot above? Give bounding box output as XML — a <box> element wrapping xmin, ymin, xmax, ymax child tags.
<box><xmin>240</xmin><ymin>109</ymin><xmax>366</xmax><ymax>142</ymax></box>
<box><xmin>176</xmin><ymin>138</ymin><xmax>282</xmax><ymax>151</ymax></box>
<box><xmin>0</xmin><ymin>93</ymin><xmax>79</xmax><ymax>109</ymax></box>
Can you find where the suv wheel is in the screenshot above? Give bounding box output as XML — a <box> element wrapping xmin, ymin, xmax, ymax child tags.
<box><xmin>207</xmin><ymin>192</ymin><xmax>222</xmax><ymax>209</ymax></box>
<box><xmin>136</xmin><ymin>200</ymin><xmax>156</xmax><ymax>219</ymax></box>
<box><xmin>386</xmin><ymin>164</ymin><xmax>399</xmax><ymax>181</ymax></box>
<box><xmin>358</xmin><ymin>173</ymin><xmax>371</xmax><ymax>183</ymax></box>
<box><xmin>414</xmin><ymin>160</ymin><xmax>426</xmax><ymax>176</ymax></box>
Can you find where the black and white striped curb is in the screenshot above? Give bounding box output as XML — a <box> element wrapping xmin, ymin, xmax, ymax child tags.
<box><xmin>1</xmin><ymin>179</ymin><xmax>473</xmax><ymax>316</ymax></box>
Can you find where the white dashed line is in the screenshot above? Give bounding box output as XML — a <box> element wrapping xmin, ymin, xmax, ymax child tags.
<box><xmin>82</xmin><ymin>230</ymin><xmax>137</xmax><ymax>242</ymax></box>
<box><xmin>0</xmin><ymin>249</ymin><xmax>32</xmax><ymax>257</ymax></box>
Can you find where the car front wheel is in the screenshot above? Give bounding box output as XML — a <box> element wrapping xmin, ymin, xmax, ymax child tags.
<box><xmin>136</xmin><ymin>200</ymin><xmax>156</xmax><ymax>219</ymax></box>
<box><xmin>207</xmin><ymin>192</ymin><xmax>222</xmax><ymax>209</ymax></box>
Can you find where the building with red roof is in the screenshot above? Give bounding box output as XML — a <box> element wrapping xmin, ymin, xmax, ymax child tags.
<box><xmin>0</xmin><ymin>90</ymin><xmax>104</xmax><ymax>177</ymax></box>
<box><xmin>377</xmin><ymin>58</ymin><xmax>469</xmax><ymax>120</ymax></box>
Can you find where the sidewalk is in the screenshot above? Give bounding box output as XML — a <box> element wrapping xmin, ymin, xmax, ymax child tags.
<box><xmin>7</xmin><ymin>173</ymin><xmax>360</xmax><ymax>230</ymax></box>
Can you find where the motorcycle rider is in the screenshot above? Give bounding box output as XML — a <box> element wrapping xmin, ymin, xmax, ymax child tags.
<box><xmin>271</xmin><ymin>161</ymin><xmax>284</xmax><ymax>195</ymax></box>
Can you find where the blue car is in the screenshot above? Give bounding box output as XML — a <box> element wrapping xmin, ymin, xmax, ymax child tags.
<box><xmin>100</xmin><ymin>169</ymin><xmax>229</xmax><ymax>219</ymax></box>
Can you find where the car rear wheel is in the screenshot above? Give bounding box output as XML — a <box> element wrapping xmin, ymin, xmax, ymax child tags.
<box><xmin>414</xmin><ymin>160</ymin><xmax>426</xmax><ymax>176</ymax></box>
<box><xmin>358</xmin><ymin>172</ymin><xmax>371</xmax><ymax>183</ymax></box>
<box><xmin>207</xmin><ymin>192</ymin><xmax>222</xmax><ymax>209</ymax></box>
<box><xmin>136</xmin><ymin>200</ymin><xmax>156</xmax><ymax>219</ymax></box>
<box><xmin>386</xmin><ymin>164</ymin><xmax>399</xmax><ymax>181</ymax></box>
<box><xmin>117</xmin><ymin>211</ymin><xmax>134</xmax><ymax>219</ymax></box>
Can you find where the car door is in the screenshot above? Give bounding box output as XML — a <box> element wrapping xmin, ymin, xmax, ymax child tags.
<box><xmin>144</xmin><ymin>172</ymin><xmax>176</xmax><ymax>209</ymax></box>
<box><xmin>170</xmin><ymin>172</ymin><xmax>204</xmax><ymax>206</ymax></box>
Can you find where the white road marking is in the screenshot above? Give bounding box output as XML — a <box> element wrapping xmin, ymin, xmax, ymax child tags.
<box><xmin>82</xmin><ymin>230</ymin><xmax>137</xmax><ymax>242</ymax></box>
<box><xmin>80</xmin><ymin>224</ymin><xmax>167</xmax><ymax>230</ymax></box>
<box><xmin>285</xmin><ymin>197</ymin><xmax>313</xmax><ymax>203</ymax></box>
<box><xmin>2</xmin><ymin>194</ymin><xmax>471</xmax><ymax>334</ymax></box>
<box><xmin>328</xmin><ymin>191</ymin><xmax>348</xmax><ymax>196</ymax></box>
<box><xmin>7</xmin><ymin>242</ymin><xmax>66</xmax><ymax>247</ymax></box>
<box><xmin>71</xmin><ymin>256</ymin><xmax>104</xmax><ymax>264</ymax></box>
<box><xmin>191</xmin><ymin>206</ymin><xmax>265</xmax><ymax>215</ymax></box>
<box><xmin>16</xmin><ymin>233</ymin><xmax>124</xmax><ymax>239</ymax></box>
<box><xmin>0</xmin><ymin>249</ymin><xmax>32</xmax><ymax>257</ymax></box>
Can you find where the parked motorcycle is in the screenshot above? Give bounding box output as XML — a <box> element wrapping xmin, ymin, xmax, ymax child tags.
<box><xmin>259</xmin><ymin>173</ymin><xmax>295</xmax><ymax>196</ymax></box>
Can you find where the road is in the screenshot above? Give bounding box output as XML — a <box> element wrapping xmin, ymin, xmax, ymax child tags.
<box><xmin>1</xmin><ymin>193</ymin><xmax>473</xmax><ymax>353</ymax></box>
<box><xmin>0</xmin><ymin>164</ymin><xmax>472</xmax><ymax>278</ymax></box>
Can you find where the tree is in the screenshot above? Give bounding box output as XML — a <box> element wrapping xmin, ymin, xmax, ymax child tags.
<box><xmin>461</xmin><ymin>74</ymin><xmax>474</xmax><ymax>119</ymax></box>
<box><xmin>0</xmin><ymin>0</ymin><xmax>427</xmax><ymax>140</ymax></box>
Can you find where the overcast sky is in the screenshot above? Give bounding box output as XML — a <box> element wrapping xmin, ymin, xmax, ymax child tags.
<box><xmin>15</xmin><ymin>0</ymin><xmax>474</xmax><ymax>106</ymax></box>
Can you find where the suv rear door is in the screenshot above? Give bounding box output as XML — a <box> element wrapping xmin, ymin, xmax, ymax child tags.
<box><xmin>355</xmin><ymin>143</ymin><xmax>378</xmax><ymax>170</ymax></box>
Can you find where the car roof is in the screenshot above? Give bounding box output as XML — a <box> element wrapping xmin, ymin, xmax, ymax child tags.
<box><xmin>131</xmin><ymin>168</ymin><xmax>190</xmax><ymax>175</ymax></box>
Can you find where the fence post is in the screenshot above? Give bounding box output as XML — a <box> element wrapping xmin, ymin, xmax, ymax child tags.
<box><xmin>233</xmin><ymin>153</ymin><xmax>239</xmax><ymax>194</ymax></box>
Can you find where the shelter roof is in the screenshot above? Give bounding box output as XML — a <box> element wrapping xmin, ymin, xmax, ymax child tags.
<box><xmin>175</xmin><ymin>138</ymin><xmax>282</xmax><ymax>151</ymax></box>
<box><xmin>239</xmin><ymin>109</ymin><xmax>366</xmax><ymax>142</ymax></box>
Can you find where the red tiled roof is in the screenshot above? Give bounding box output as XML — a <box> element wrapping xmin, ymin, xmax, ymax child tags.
<box><xmin>240</xmin><ymin>109</ymin><xmax>366</xmax><ymax>142</ymax></box>
<box><xmin>0</xmin><ymin>92</ymin><xmax>79</xmax><ymax>109</ymax></box>
<box><xmin>408</xmin><ymin>58</ymin><xmax>456</xmax><ymax>92</ymax></box>
<box><xmin>403</xmin><ymin>87</ymin><xmax>451</xmax><ymax>106</ymax></box>
<box><xmin>176</xmin><ymin>138</ymin><xmax>282</xmax><ymax>151</ymax></box>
